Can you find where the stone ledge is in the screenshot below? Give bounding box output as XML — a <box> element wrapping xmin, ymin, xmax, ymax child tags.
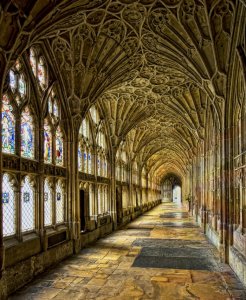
<box><xmin>229</xmin><ymin>246</ymin><xmax>246</xmax><ymax>287</ymax></box>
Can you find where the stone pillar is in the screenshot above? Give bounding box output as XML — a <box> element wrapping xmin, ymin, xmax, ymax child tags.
<box><xmin>110</xmin><ymin>149</ymin><xmax>117</xmax><ymax>227</ymax></box>
<box><xmin>71</xmin><ymin>118</ymin><xmax>81</xmax><ymax>254</ymax></box>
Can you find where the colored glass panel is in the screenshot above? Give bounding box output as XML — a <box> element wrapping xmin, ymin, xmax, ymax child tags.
<box><xmin>18</xmin><ymin>75</ymin><xmax>26</xmax><ymax>97</ymax></box>
<box><xmin>2</xmin><ymin>95</ymin><xmax>15</xmax><ymax>154</ymax></box>
<box><xmin>48</xmin><ymin>98</ymin><xmax>53</xmax><ymax>114</ymax></box>
<box><xmin>9</xmin><ymin>70</ymin><xmax>16</xmax><ymax>91</ymax></box>
<box><xmin>30</xmin><ymin>49</ymin><xmax>37</xmax><ymax>76</ymax></box>
<box><xmin>56</xmin><ymin>127</ymin><xmax>63</xmax><ymax>166</ymax></box>
<box><xmin>78</xmin><ymin>147</ymin><xmax>82</xmax><ymax>170</ymax></box>
<box><xmin>53</xmin><ymin>100</ymin><xmax>59</xmax><ymax>117</ymax></box>
<box><xmin>88</xmin><ymin>153</ymin><xmax>92</xmax><ymax>174</ymax></box>
<box><xmin>44</xmin><ymin>121</ymin><xmax>52</xmax><ymax>163</ymax></box>
<box><xmin>38</xmin><ymin>58</ymin><xmax>46</xmax><ymax>88</ymax></box>
<box><xmin>83</xmin><ymin>152</ymin><xmax>87</xmax><ymax>172</ymax></box>
<box><xmin>21</xmin><ymin>107</ymin><xmax>34</xmax><ymax>159</ymax></box>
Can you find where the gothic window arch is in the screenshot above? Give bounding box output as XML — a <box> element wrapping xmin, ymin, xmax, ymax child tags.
<box><xmin>78</xmin><ymin>117</ymin><xmax>93</xmax><ymax>174</ymax></box>
<box><xmin>9</xmin><ymin>60</ymin><xmax>27</xmax><ymax>106</ymax></box>
<box><xmin>29</xmin><ymin>47</ymin><xmax>48</xmax><ymax>90</ymax></box>
<box><xmin>44</xmin><ymin>89</ymin><xmax>65</xmax><ymax>166</ymax></box>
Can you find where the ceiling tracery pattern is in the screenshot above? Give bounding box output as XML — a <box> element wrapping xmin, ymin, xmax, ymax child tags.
<box><xmin>0</xmin><ymin>0</ymin><xmax>241</xmax><ymax>181</ymax></box>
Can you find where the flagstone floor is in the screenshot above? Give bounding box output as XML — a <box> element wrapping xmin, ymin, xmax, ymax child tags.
<box><xmin>10</xmin><ymin>202</ymin><xmax>246</xmax><ymax>299</ymax></box>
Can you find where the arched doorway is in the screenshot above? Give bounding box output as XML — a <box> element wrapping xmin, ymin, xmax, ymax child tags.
<box><xmin>173</xmin><ymin>185</ymin><xmax>181</xmax><ymax>203</ymax></box>
<box><xmin>161</xmin><ymin>174</ymin><xmax>182</xmax><ymax>203</ymax></box>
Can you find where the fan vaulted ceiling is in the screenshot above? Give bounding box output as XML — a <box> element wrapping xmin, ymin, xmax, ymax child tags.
<box><xmin>0</xmin><ymin>0</ymin><xmax>236</xmax><ymax>180</ymax></box>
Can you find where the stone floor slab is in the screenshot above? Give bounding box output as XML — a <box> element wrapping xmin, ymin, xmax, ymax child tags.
<box><xmin>9</xmin><ymin>203</ymin><xmax>246</xmax><ymax>299</ymax></box>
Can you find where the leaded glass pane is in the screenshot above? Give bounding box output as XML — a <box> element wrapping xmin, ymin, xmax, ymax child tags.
<box><xmin>2</xmin><ymin>95</ymin><xmax>15</xmax><ymax>154</ymax></box>
<box><xmin>44</xmin><ymin>179</ymin><xmax>52</xmax><ymax>226</ymax></box>
<box><xmin>21</xmin><ymin>107</ymin><xmax>35</xmax><ymax>159</ymax></box>
<box><xmin>38</xmin><ymin>57</ymin><xmax>46</xmax><ymax>88</ymax></box>
<box><xmin>2</xmin><ymin>173</ymin><xmax>15</xmax><ymax>237</ymax></box>
<box><xmin>56</xmin><ymin>181</ymin><xmax>64</xmax><ymax>223</ymax></box>
<box><xmin>18</xmin><ymin>75</ymin><xmax>26</xmax><ymax>97</ymax></box>
<box><xmin>88</xmin><ymin>153</ymin><xmax>92</xmax><ymax>174</ymax></box>
<box><xmin>30</xmin><ymin>48</ymin><xmax>37</xmax><ymax>76</ymax></box>
<box><xmin>78</xmin><ymin>147</ymin><xmax>82</xmax><ymax>170</ymax></box>
<box><xmin>44</xmin><ymin>121</ymin><xmax>52</xmax><ymax>163</ymax></box>
<box><xmin>53</xmin><ymin>100</ymin><xmax>59</xmax><ymax>118</ymax></box>
<box><xmin>48</xmin><ymin>98</ymin><xmax>53</xmax><ymax>114</ymax></box>
<box><xmin>56</xmin><ymin>126</ymin><xmax>63</xmax><ymax>166</ymax></box>
<box><xmin>21</xmin><ymin>176</ymin><xmax>35</xmax><ymax>232</ymax></box>
<box><xmin>83</xmin><ymin>152</ymin><xmax>87</xmax><ymax>172</ymax></box>
<box><xmin>9</xmin><ymin>70</ymin><xmax>16</xmax><ymax>91</ymax></box>
<box><xmin>97</xmin><ymin>158</ymin><xmax>100</xmax><ymax>175</ymax></box>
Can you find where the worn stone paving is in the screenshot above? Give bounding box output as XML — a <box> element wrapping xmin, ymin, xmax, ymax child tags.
<box><xmin>10</xmin><ymin>203</ymin><xmax>246</xmax><ymax>299</ymax></box>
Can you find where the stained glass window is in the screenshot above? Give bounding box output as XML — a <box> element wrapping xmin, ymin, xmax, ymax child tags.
<box><xmin>44</xmin><ymin>179</ymin><xmax>52</xmax><ymax>226</ymax></box>
<box><xmin>38</xmin><ymin>57</ymin><xmax>46</xmax><ymax>88</ymax></box>
<box><xmin>19</xmin><ymin>75</ymin><xmax>26</xmax><ymax>97</ymax></box>
<box><xmin>97</xmin><ymin>158</ymin><xmax>100</xmax><ymax>175</ymax></box>
<box><xmin>2</xmin><ymin>173</ymin><xmax>15</xmax><ymax>237</ymax></box>
<box><xmin>88</xmin><ymin>153</ymin><xmax>92</xmax><ymax>174</ymax></box>
<box><xmin>21</xmin><ymin>107</ymin><xmax>35</xmax><ymax>159</ymax></box>
<box><xmin>83</xmin><ymin>151</ymin><xmax>87</xmax><ymax>172</ymax></box>
<box><xmin>78</xmin><ymin>147</ymin><xmax>82</xmax><ymax>170</ymax></box>
<box><xmin>21</xmin><ymin>176</ymin><xmax>35</xmax><ymax>232</ymax></box>
<box><xmin>56</xmin><ymin>180</ymin><xmax>64</xmax><ymax>223</ymax></box>
<box><xmin>48</xmin><ymin>95</ymin><xmax>59</xmax><ymax>124</ymax></box>
<box><xmin>56</xmin><ymin>126</ymin><xmax>63</xmax><ymax>166</ymax></box>
<box><xmin>30</xmin><ymin>48</ymin><xmax>37</xmax><ymax>76</ymax></box>
<box><xmin>9</xmin><ymin>70</ymin><xmax>16</xmax><ymax>92</ymax></box>
<box><xmin>104</xmin><ymin>160</ymin><xmax>107</xmax><ymax>177</ymax></box>
<box><xmin>53</xmin><ymin>100</ymin><xmax>59</xmax><ymax>118</ymax></box>
<box><xmin>2</xmin><ymin>95</ymin><xmax>15</xmax><ymax>154</ymax></box>
<box><xmin>44</xmin><ymin>120</ymin><xmax>52</xmax><ymax>163</ymax></box>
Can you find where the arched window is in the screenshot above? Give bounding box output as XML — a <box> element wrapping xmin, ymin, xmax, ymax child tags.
<box><xmin>56</xmin><ymin>180</ymin><xmax>64</xmax><ymax>223</ymax></box>
<box><xmin>9</xmin><ymin>60</ymin><xmax>26</xmax><ymax>105</ymax></box>
<box><xmin>2</xmin><ymin>173</ymin><xmax>16</xmax><ymax>237</ymax></box>
<box><xmin>44</xmin><ymin>120</ymin><xmax>52</xmax><ymax>163</ymax></box>
<box><xmin>44</xmin><ymin>178</ymin><xmax>52</xmax><ymax>226</ymax></box>
<box><xmin>56</xmin><ymin>126</ymin><xmax>64</xmax><ymax>166</ymax></box>
<box><xmin>2</xmin><ymin>95</ymin><xmax>15</xmax><ymax>154</ymax></box>
<box><xmin>30</xmin><ymin>48</ymin><xmax>48</xmax><ymax>90</ymax></box>
<box><xmin>21</xmin><ymin>107</ymin><xmax>35</xmax><ymax>159</ymax></box>
<box><xmin>78</xmin><ymin>117</ymin><xmax>93</xmax><ymax>174</ymax></box>
<box><xmin>21</xmin><ymin>176</ymin><xmax>35</xmax><ymax>232</ymax></box>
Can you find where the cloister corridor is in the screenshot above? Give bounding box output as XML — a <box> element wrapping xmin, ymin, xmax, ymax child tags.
<box><xmin>10</xmin><ymin>203</ymin><xmax>246</xmax><ymax>300</ymax></box>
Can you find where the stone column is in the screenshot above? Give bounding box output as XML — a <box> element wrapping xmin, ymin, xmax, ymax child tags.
<box><xmin>110</xmin><ymin>149</ymin><xmax>117</xmax><ymax>227</ymax></box>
